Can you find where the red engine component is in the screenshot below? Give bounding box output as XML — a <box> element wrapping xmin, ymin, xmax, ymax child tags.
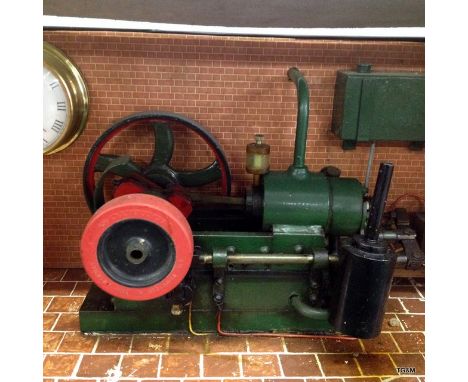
<box><xmin>80</xmin><ymin>193</ymin><xmax>194</xmax><ymax>301</ymax></box>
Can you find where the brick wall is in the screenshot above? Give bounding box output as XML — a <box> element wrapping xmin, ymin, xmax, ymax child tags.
<box><xmin>43</xmin><ymin>31</ymin><xmax>425</xmax><ymax>268</ymax></box>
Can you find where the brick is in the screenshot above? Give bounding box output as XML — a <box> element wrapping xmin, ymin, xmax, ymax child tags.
<box><xmin>242</xmin><ymin>355</ymin><xmax>281</xmax><ymax>377</ymax></box>
<box><xmin>96</xmin><ymin>335</ymin><xmax>132</xmax><ymax>353</ymax></box>
<box><xmin>284</xmin><ymin>337</ymin><xmax>324</xmax><ymax>353</ymax></box>
<box><xmin>54</xmin><ymin>313</ymin><xmax>80</xmax><ymax>331</ymax></box>
<box><xmin>43</xmin><ymin>282</ymin><xmax>76</xmax><ymax>296</ymax></box>
<box><xmin>357</xmin><ymin>353</ymin><xmax>397</xmax><ymax>375</ymax></box>
<box><xmin>121</xmin><ymin>354</ymin><xmax>159</xmax><ymax>377</ymax></box>
<box><xmin>398</xmin><ymin>314</ymin><xmax>425</xmax><ymax>331</ymax></box>
<box><xmin>361</xmin><ymin>333</ymin><xmax>399</xmax><ymax>353</ymax></box>
<box><xmin>43</xmin><ymin>268</ymin><xmax>67</xmax><ymax>281</ymax></box>
<box><xmin>248</xmin><ymin>336</ymin><xmax>284</xmax><ymax>352</ymax></box>
<box><xmin>58</xmin><ymin>332</ymin><xmax>97</xmax><ymax>352</ymax></box>
<box><xmin>131</xmin><ymin>335</ymin><xmax>169</xmax><ymax>352</ymax></box>
<box><xmin>203</xmin><ymin>355</ymin><xmax>240</xmax><ymax>377</ymax></box>
<box><xmin>391</xmin><ymin>353</ymin><xmax>425</xmax><ymax>375</ymax></box>
<box><xmin>43</xmin><ymin>297</ymin><xmax>52</xmax><ymax>310</ymax></box>
<box><xmin>77</xmin><ymin>354</ymin><xmax>121</xmax><ymax>377</ymax></box>
<box><xmin>207</xmin><ymin>335</ymin><xmax>247</xmax><ymax>352</ymax></box>
<box><xmin>169</xmin><ymin>335</ymin><xmax>208</xmax><ymax>354</ymax></box>
<box><xmin>400</xmin><ymin>298</ymin><xmax>425</xmax><ymax>314</ymax></box>
<box><xmin>71</xmin><ymin>281</ymin><xmax>92</xmax><ymax>296</ymax></box>
<box><xmin>43</xmin><ymin>354</ymin><xmax>79</xmax><ymax>377</ymax></box>
<box><xmin>318</xmin><ymin>354</ymin><xmax>360</xmax><ymax>377</ymax></box>
<box><xmin>390</xmin><ymin>286</ymin><xmax>420</xmax><ymax>298</ymax></box>
<box><xmin>43</xmin><ymin>332</ymin><xmax>64</xmax><ymax>352</ymax></box>
<box><xmin>46</xmin><ymin>297</ymin><xmax>84</xmax><ymax>313</ymax></box>
<box><xmin>391</xmin><ymin>332</ymin><xmax>425</xmax><ymax>353</ymax></box>
<box><xmin>322</xmin><ymin>338</ymin><xmax>363</xmax><ymax>353</ymax></box>
<box><xmin>43</xmin><ymin>313</ymin><xmax>59</xmax><ymax>330</ymax></box>
<box><xmin>386</xmin><ymin>298</ymin><xmax>406</xmax><ymax>313</ymax></box>
<box><xmin>159</xmin><ymin>354</ymin><xmax>200</xmax><ymax>377</ymax></box>
<box><xmin>280</xmin><ymin>354</ymin><xmax>322</xmax><ymax>377</ymax></box>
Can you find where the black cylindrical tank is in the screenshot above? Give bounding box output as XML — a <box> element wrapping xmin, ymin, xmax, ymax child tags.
<box><xmin>329</xmin><ymin>237</ymin><xmax>396</xmax><ymax>338</ymax></box>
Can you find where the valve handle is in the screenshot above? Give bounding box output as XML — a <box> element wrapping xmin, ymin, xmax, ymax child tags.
<box><xmin>365</xmin><ymin>162</ymin><xmax>394</xmax><ymax>241</ymax></box>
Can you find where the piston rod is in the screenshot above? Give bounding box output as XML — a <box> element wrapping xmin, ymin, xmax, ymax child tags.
<box><xmin>199</xmin><ymin>253</ymin><xmax>315</xmax><ymax>265</ymax></box>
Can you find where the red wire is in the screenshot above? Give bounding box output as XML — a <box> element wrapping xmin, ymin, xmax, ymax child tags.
<box><xmin>216</xmin><ymin>310</ymin><xmax>356</xmax><ymax>340</ymax></box>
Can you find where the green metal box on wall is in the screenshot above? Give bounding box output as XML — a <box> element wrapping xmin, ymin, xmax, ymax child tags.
<box><xmin>331</xmin><ymin>64</ymin><xmax>425</xmax><ymax>149</ymax></box>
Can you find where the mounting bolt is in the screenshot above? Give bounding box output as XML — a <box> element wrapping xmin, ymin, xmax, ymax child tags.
<box><xmin>294</xmin><ymin>244</ymin><xmax>304</xmax><ymax>254</ymax></box>
<box><xmin>171</xmin><ymin>304</ymin><xmax>183</xmax><ymax>316</ymax></box>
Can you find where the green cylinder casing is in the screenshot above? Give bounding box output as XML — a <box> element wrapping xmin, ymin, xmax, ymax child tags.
<box><xmin>263</xmin><ymin>171</ymin><xmax>365</xmax><ymax>236</ymax></box>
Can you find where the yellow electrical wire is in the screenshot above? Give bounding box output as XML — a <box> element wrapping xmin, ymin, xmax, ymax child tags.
<box><xmin>188</xmin><ymin>302</ymin><xmax>210</xmax><ymax>336</ymax></box>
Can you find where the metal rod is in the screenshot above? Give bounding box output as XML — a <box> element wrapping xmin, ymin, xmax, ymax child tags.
<box><xmin>364</xmin><ymin>141</ymin><xmax>376</xmax><ymax>190</ymax></box>
<box><xmin>186</xmin><ymin>192</ymin><xmax>245</xmax><ymax>206</ymax></box>
<box><xmin>287</xmin><ymin>67</ymin><xmax>310</xmax><ymax>170</ymax></box>
<box><xmin>199</xmin><ymin>253</ymin><xmax>314</xmax><ymax>265</ymax></box>
<box><xmin>365</xmin><ymin>162</ymin><xmax>394</xmax><ymax>241</ymax></box>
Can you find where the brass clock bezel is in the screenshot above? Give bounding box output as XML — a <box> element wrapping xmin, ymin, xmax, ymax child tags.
<box><xmin>43</xmin><ymin>42</ymin><xmax>89</xmax><ymax>155</ymax></box>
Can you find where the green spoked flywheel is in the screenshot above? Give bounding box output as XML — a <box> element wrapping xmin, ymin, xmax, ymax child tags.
<box><xmin>83</xmin><ymin>111</ymin><xmax>232</xmax><ymax>213</ymax></box>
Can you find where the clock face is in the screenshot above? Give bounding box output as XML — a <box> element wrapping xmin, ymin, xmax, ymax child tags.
<box><xmin>43</xmin><ymin>42</ymin><xmax>88</xmax><ymax>155</ymax></box>
<box><xmin>43</xmin><ymin>67</ymin><xmax>70</xmax><ymax>150</ymax></box>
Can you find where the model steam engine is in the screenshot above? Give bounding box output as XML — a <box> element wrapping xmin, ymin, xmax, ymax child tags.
<box><xmin>79</xmin><ymin>67</ymin><xmax>423</xmax><ymax>339</ymax></box>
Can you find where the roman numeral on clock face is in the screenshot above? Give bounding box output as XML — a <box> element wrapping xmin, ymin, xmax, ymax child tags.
<box><xmin>49</xmin><ymin>80</ymin><xmax>59</xmax><ymax>90</ymax></box>
<box><xmin>57</xmin><ymin>101</ymin><xmax>66</xmax><ymax>111</ymax></box>
<box><xmin>51</xmin><ymin>119</ymin><xmax>64</xmax><ymax>133</ymax></box>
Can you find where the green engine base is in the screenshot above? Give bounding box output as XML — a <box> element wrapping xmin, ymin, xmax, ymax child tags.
<box><xmin>80</xmin><ymin>270</ymin><xmax>334</xmax><ymax>334</ymax></box>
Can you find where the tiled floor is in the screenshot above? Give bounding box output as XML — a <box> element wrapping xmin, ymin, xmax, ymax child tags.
<box><xmin>43</xmin><ymin>268</ymin><xmax>425</xmax><ymax>382</ymax></box>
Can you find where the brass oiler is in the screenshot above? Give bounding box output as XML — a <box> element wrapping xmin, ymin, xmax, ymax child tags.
<box><xmin>246</xmin><ymin>134</ymin><xmax>270</xmax><ymax>186</ymax></box>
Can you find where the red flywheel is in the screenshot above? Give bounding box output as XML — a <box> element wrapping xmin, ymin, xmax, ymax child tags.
<box><xmin>81</xmin><ymin>193</ymin><xmax>194</xmax><ymax>301</ymax></box>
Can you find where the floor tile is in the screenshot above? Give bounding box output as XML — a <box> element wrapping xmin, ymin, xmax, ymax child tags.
<box><xmin>43</xmin><ymin>332</ymin><xmax>65</xmax><ymax>352</ymax></box>
<box><xmin>43</xmin><ymin>282</ymin><xmax>76</xmax><ymax>296</ymax></box>
<box><xmin>284</xmin><ymin>337</ymin><xmax>324</xmax><ymax>353</ymax></box>
<box><xmin>131</xmin><ymin>335</ymin><xmax>169</xmax><ymax>352</ymax></box>
<box><xmin>76</xmin><ymin>354</ymin><xmax>121</xmax><ymax>377</ymax></box>
<box><xmin>398</xmin><ymin>314</ymin><xmax>425</xmax><ymax>331</ymax></box>
<box><xmin>43</xmin><ymin>268</ymin><xmax>68</xmax><ymax>281</ymax></box>
<box><xmin>43</xmin><ymin>354</ymin><xmax>80</xmax><ymax>377</ymax></box>
<box><xmin>207</xmin><ymin>335</ymin><xmax>247</xmax><ymax>353</ymax></box>
<box><xmin>203</xmin><ymin>354</ymin><xmax>240</xmax><ymax>377</ymax></box>
<box><xmin>361</xmin><ymin>333</ymin><xmax>399</xmax><ymax>353</ymax></box>
<box><xmin>322</xmin><ymin>338</ymin><xmax>363</xmax><ymax>353</ymax></box>
<box><xmin>43</xmin><ymin>313</ymin><xmax>59</xmax><ymax>330</ymax></box>
<box><xmin>279</xmin><ymin>354</ymin><xmax>322</xmax><ymax>377</ymax></box>
<box><xmin>58</xmin><ymin>332</ymin><xmax>97</xmax><ymax>352</ymax></box>
<box><xmin>391</xmin><ymin>333</ymin><xmax>425</xmax><ymax>353</ymax></box>
<box><xmin>357</xmin><ymin>354</ymin><xmax>397</xmax><ymax>376</ymax></box>
<box><xmin>159</xmin><ymin>354</ymin><xmax>200</xmax><ymax>377</ymax></box>
<box><xmin>121</xmin><ymin>354</ymin><xmax>159</xmax><ymax>378</ymax></box>
<box><xmin>242</xmin><ymin>354</ymin><xmax>281</xmax><ymax>377</ymax></box>
<box><xmin>248</xmin><ymin>336</ymin><xmax>284</xmax><ymax>352</ymax></box>
<box><xmin>390</xmin><ymin>286</ymin><xmax>419</xmax><ymax>298</ymax></box>
<box><xmin>47</xmin><ymin>297</ymin><xmax>84</xmax><ymax>313</ymax></box>
<box><xmin>318</xmin><ymin>354</ymin><xmax>360</xmax><ymax>377</ymax></box>
<box><xmin>169</xmin><ymin>335</ymin><xmax>208</xmax><ymax>353</ymax></box>
<box><xmin>400</xmin><ymin>299</ymin><xmax>425</xmax><ymax>314</ymax></box>
<box><xmin>96</xmin><ymin>335</ymin><xmax>132</xmax><ymax>353</ymax></box>
<box><xmin>62</xmin><ymin>268</ymin><xmax>90</xmax><ymax>281</ymax></box>
<box><xmin>391</xmin><ymin>353</ymin><xmax>425</xmax><ymax>375</ymax></box>
<box><xmin>54</xmin><ymin>313</ymin><xmax>80</xmax><ymax>331</ymax></box>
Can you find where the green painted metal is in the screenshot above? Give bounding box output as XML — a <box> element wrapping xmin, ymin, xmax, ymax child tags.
<box><xmin>290</xmin><ymin>293</ymin><xmax>329</xmax><ymax>320</ymax></box>
<box><xmin>81</xmin><ymin>271</ymin><xmax>334</xmax><ymax>333</ymax></box>
<box><xmin>331</xmin><ymin>65</ymin><xmax>425</xmax><ymax>149</ymax></box>
<box><xmin>193</xmin><ymin>229</ymin><xmax>326</xmax><ymax>254</ymax></box>
<box><xmin>287</xmin><ymin>67</ymin><xmax>310</xmax><ymax>173</ymax></box>
<box><xmin>263</xmin><ymin>171</ymin><xmax>365</xmax><ymax>235</ymax></box>
<box><xmin>79</xmin><ymin>66</ymin><xmax>369</xmax><ymax>335</ymax></box>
